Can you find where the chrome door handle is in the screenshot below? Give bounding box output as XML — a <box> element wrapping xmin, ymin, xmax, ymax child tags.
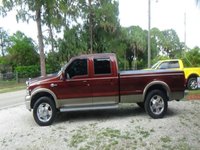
<box><xmin>83</xmin><ymin>81</ymin><xmax>90</xmax><ymax>86</ymax></box>
<box><xmin>50</xmin><ymin>83</ymin><xmax>57</xmax><ymax>87</ymax></box>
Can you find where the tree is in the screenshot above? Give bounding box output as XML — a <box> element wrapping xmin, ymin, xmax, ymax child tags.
<box><xmin>123</xmin><ymin>26</ymin><xmax>147</xmax><ymax>69</ymax></box>
<box><xmin>58</xmin><ymin>26</ymin><xmax>87</xmax><ymax>63</ymax></box>
<box><xmin>150</xmin><ymin>27</ymin><xmax>164</xmax><ymax>58</ymax></box>
<box><xmin>0</xmin><ymin>0</ymin><xmax>78</xmax><ymax>76</ymax></box>
<box><xmin>78</xmin><ymin>0</ymin><xmax>120</xmax><ymax>53</ymax></box>
<box><xmin>42</xmin><ymin>0</ymin><xmax>79</xmax><ymax>53</ymax></box>
<box><xmin>0</xmin><ymin>27</ymin><xmax>10</xmax><ymax>57</ymax></box>
<box><xmin>161</xmin><ymin>29</ymin><xmax>182</xmax><ymax>58</ymax></box>
<box><xmin>0</xmin><ymin>0</ymin><xmax>46</xmax><ymax>76</ymax></box>
<box><xmin>182</xmin><ymin>47</ymin><xmax>200</xmax><ymax>67</ymax></box>
<box><xmin>7</xmin><ymin>31</ymin><xmax>39</xmax><ymax>67</ymax></box>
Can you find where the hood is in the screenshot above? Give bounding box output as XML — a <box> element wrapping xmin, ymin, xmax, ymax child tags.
<box><xmin>26</xmin><ymin>73</ymin><xmax>58</xmax><ymax>86</ymax></box>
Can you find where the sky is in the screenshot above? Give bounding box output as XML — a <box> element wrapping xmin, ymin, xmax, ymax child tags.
<box><xmin>0</xmin><ymin>0</ymin><xmax>200</xmax><ymax>49</ymax></box>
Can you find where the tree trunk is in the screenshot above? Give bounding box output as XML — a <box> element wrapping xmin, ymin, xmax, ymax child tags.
<box><xmin>0</xmin><ymin>34</ymin><xmax>5</xmax><ymax>57</ymax></box>
<box><xmin>88</xmin><ymin>0</ymin><xmax>93</xmax><ymax>53</ymax></box>
<box><xmin>36</xmin><ymin>8</ymin><xmax>46</xmax><ymax>77</ymax></box>
<box><xmin>128</xmin><ymin>60</ymin><xmax>132</xmax><ymax>70</ymax></box>
<box><xmin>48</xmin><ymin>22</ymin><xmax>54</xmax><ymax>53</ymax></box>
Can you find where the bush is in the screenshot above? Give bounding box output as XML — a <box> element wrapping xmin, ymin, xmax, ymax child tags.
<box><xmin>15</xmin><ymin>65</ymin><xmax>60</xmax><ymax>78</ymax></box>
<box><xmin>15</xmin><ymin>65</ymin><xmax>40</xmax><ymax>78</ymax></box>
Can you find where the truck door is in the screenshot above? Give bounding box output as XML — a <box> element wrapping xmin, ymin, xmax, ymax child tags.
<box><xmin>55</xmin><ymin>58</ymin><xmax>92</xmax><ymax>107</ymax></box>
<box><xmin>91</xmin><ymin>58</ymin><xmax>119</xmax><ymax>105</ymax></box>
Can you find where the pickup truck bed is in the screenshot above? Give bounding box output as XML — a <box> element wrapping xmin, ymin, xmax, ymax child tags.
<box><xmin>119</xmin><ymin>70</ymin><xmax>184</xmax><ymax>102</ymax></box>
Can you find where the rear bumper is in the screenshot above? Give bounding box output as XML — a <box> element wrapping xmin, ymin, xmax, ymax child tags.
<box><xmin>170</xmin><ymin>91</ymin><xmax>185</xmax><ymax>101</ymax></box>
<box><xmin>25</xmin><ymin>95</ymin><xmax>31</xmax><ymax>111</ymax></box>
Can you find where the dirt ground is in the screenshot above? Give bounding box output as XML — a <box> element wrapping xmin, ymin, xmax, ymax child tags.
<box><xmin>0</xmin><ymin>100</ymin><xmax>200</xmax><ymax>150</ymax></box>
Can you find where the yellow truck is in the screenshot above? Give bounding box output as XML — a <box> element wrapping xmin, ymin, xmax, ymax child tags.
<box><xmin>151</xmin><ymin>59</ymin><xmax>200</xmax><ymax>90</ymax></box>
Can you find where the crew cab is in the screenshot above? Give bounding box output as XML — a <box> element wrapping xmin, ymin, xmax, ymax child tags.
<box><xmin>25</xmin><ymin>53</ymin><xmax>185</xmax><ymax>126</ymax></box>
<box><xmin>151</xmin><ymin>59</ymin><xmax>200</xmax><ymax>90</ymax></box>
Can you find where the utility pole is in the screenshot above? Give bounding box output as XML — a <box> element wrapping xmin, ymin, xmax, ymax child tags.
<box><xmin>184</xmin><ymin>10</ymin><xmax>186</xmax><ymax>50</ymax></box>
<box><xmin>148</xmin><ymin>0</ymin><xmax>151</xmax><ymax>68</ymax></box>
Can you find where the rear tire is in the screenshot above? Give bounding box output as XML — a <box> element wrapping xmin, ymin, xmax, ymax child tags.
<box><xmin>187</xmin><ymin>77</ymin><xmax>198</xmax><ymax>90</ymax></box>
<box><xmin>145</xmin><ymin>90</ymin><xmax>168</xmax><ymax>119</ymax></box>
<box><xmin>33</xmin><ymin>96</ymin><xmax>56</xmax><ymax>126</ymax></box>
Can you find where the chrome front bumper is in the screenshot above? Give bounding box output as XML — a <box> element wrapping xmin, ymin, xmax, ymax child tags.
<box><xmin>25</xmin><ymin>95</ymin><xmax>31</xmax><ymax>111</ymax></box>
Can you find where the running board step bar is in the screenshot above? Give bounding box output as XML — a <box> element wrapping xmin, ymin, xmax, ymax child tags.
<box><xmin>60</xmin><ymin>104</ymin><xmax>118</xmax><ymax>112</ymax></box>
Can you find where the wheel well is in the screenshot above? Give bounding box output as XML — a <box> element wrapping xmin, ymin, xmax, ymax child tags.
<box><xmin>187</xmin><ymin>74</ymin><xmax>198</xmax><ymax>81</ymax></box>
<box><xmin>144</xmin><ymin>84</ymin><xmax>168</xmax><ymax>101</ymax></box>
<box><xmin>187</xmin><ymin>74</ymin><xmax>198</xmax><ymax>86</ymax></box>
<box><xmin>31</xmin><ymin>92</ymin><xmax>55</xmax><ymax>109</ymax></box>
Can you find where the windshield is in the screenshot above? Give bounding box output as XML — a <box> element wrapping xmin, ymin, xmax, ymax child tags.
<box><xmin>57</xmin><ymin>63</ymin><xmax>68</xmax><ymax>76</ymax></box>
<box><xmin>151</xmin><ymin>61</ymin><xmax>161</xmax><ymax>69</ymax></box>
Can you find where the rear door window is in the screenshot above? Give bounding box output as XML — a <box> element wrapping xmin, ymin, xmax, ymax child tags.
<box><xmin>94</xmin><ymin>58</ymin><xmax>111</xmax><ymax>75</ymax></box>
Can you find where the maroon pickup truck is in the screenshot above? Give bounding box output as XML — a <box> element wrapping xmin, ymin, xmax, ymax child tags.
<box><xmin>25</xmin><ymin>53</ymin><xmax>185</xmax><ymax>126</ymax></box>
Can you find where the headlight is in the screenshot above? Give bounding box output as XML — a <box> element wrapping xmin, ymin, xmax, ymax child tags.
<box><xmin>26</xmin><ymin>88</ymin><xmax>31</xmax><ymax>95</ymax></box>
<box><xmin>26</xmin><ymin>78</ymin><xmax>31</xmax><ymax>86</ymax></box>
<box><xmin>26</xmin><ymin>81</ymin><xmax>29</xmax><ymax>86</ymax></box>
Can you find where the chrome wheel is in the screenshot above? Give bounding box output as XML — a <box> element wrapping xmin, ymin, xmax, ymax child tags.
<box><xmin>150</xmin><ymin>95</ymin><xmax>164</xmax><ymax>115</ymax></box>
<box><xmin>33</xmin><ymin>96</ymin><xmax>56</xmax><ymax>126</ymax></box>
<box><xmin>145</xmin><ymin>90</ymin><xmax>168</xmax><ymax>119</ymax></box>
<box><xmin>188</xmin><ymin>78</ymin><xmax>198</xmax><ymax>90</ymax></box>
<box><xmin>37</xmin><ymin>103</ymin><xmax>52</xmax><ymax>122</ymax></box>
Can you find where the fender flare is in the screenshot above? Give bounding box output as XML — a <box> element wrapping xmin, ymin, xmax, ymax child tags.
<box><xmin>31</xmin><ymin>88</ymin><xmax>59</xmax><ymax>108</ymax></box>
<box><xmin>143</xmin><ymin>81</ymin><xmax>171</xmax><ymax>101</ymax></box>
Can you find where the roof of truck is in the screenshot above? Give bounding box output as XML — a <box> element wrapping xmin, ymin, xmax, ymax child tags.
<box><xmin>72</xmin><ymin>53</ymin><xmax>116</xmax><ymax>59</ymax></box>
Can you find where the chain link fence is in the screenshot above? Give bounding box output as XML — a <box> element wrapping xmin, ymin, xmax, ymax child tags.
<box><xmin>0</xmin><ymin>72</ymin><xmax>16</xmax><ymax>80</ymax></box>
<box><xmin>0</xmin><ymin>72</ymin><xmax>27</xmax><ymax>83</ymax></box>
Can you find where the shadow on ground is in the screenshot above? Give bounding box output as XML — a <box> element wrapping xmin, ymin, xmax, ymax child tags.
<box><xmin>54</xmin><ymin>103</ymin><xmax>179</xmax><ymax>125</ymax></box>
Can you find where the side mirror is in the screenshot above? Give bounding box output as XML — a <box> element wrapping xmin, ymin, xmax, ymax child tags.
<box><xmin>59</xmin><ymin>67</ymin><xmax>66</xmax><ymax>81</ymax></box>
<box><xmin>60</xmin><ymin>72</ymin><xmax>65</xmax><ymax>80</ymax></box>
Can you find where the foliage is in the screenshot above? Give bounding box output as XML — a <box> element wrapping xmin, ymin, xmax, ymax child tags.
<box><xmin>46</xmin><ymin>51</ymin><xmax>61</xmax><ymax>73</ymax></box>
<box><xmin>182</xmin><ymin>47</ymin><xmax>200</xmax><ymax>67</ymax></box>
<box><xmin>15</xmin><ymin>64</ymin><xmax>56</xmax><ymax>78</ymax></box>
<box><xmin>150</xmin><ymin>27</ymin><xmax>164</xmax><ymax>58</ymax></box>
<box><xmin>161</xmin><ymin>29</ymin><xmax>182</xmax><ymax>58</ymax></box>
<box><xmin>15</xmin><ymin>65</ymin><xmax>40</xmax><ymax>78</ymax></box>
<box><xmin>58</xmin><ymin>25</ymin><xmax>88</xmax><ymax>63</ymax></box>
<box><xmin>78</xmin><ymin>0</ymin><xmax>120</xmax><ymax>53</ymax></box>
<box><xmin>0</xmin><ymin>0</ymin><xmax>79</xmax><ymax>76</ymax></box>
<box><xmin>122</xmin><ymin>26</ymin><xmax>147</xmax><ymax>69</ymax></box>
<box><xmin>7</xmin><ymin>31</ymin><xmax>39</xmax><ymax>67</ymax></box>
<box><xmin>1</xmin><ymin>0</ymin><xmax>200</xmax><ymax>74</ymax></box>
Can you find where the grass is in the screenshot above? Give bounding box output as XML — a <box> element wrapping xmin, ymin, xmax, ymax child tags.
<box><xmin>184</xmin><ymin>89</ymin><xmax>200</xmax><ymax>100</ymax></box>
<box><xmin>160</xmin><ymin>136</ymin><xmax>171</xmax><ymax>143</ymax></box>
<box><xmin>0</xmin><ymin>80</ymin><xmax>26</xmax><ymax>93</ymax></box>
<box><xmin>187</xmin><ymin>89</ymin><xmax>200</xmax><ymax>94</ymax></box>
<box><xmin>68</xmin><ymin>124</ymin><xmax>153</xmax><ymax>150</ymax></box>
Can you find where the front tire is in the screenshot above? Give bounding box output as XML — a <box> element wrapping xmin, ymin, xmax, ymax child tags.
<box><xmin>145</xmin><ymin>90</ymin><xmax>168</xmax><ymax>119</ymax></box>
<box><xmin>187</xmin><ymin>77</ymin><xmax>198</xmax><ymax>90</ymax></box>
<box><xmin>137</xmin><ymin>102</ymin><xmax>144</xmax><ymax>109</ymax></box>
<box><xmin>33</xmin><ymin>96</ymin><xmax>56</xmax><ymax>126</ymax></box>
